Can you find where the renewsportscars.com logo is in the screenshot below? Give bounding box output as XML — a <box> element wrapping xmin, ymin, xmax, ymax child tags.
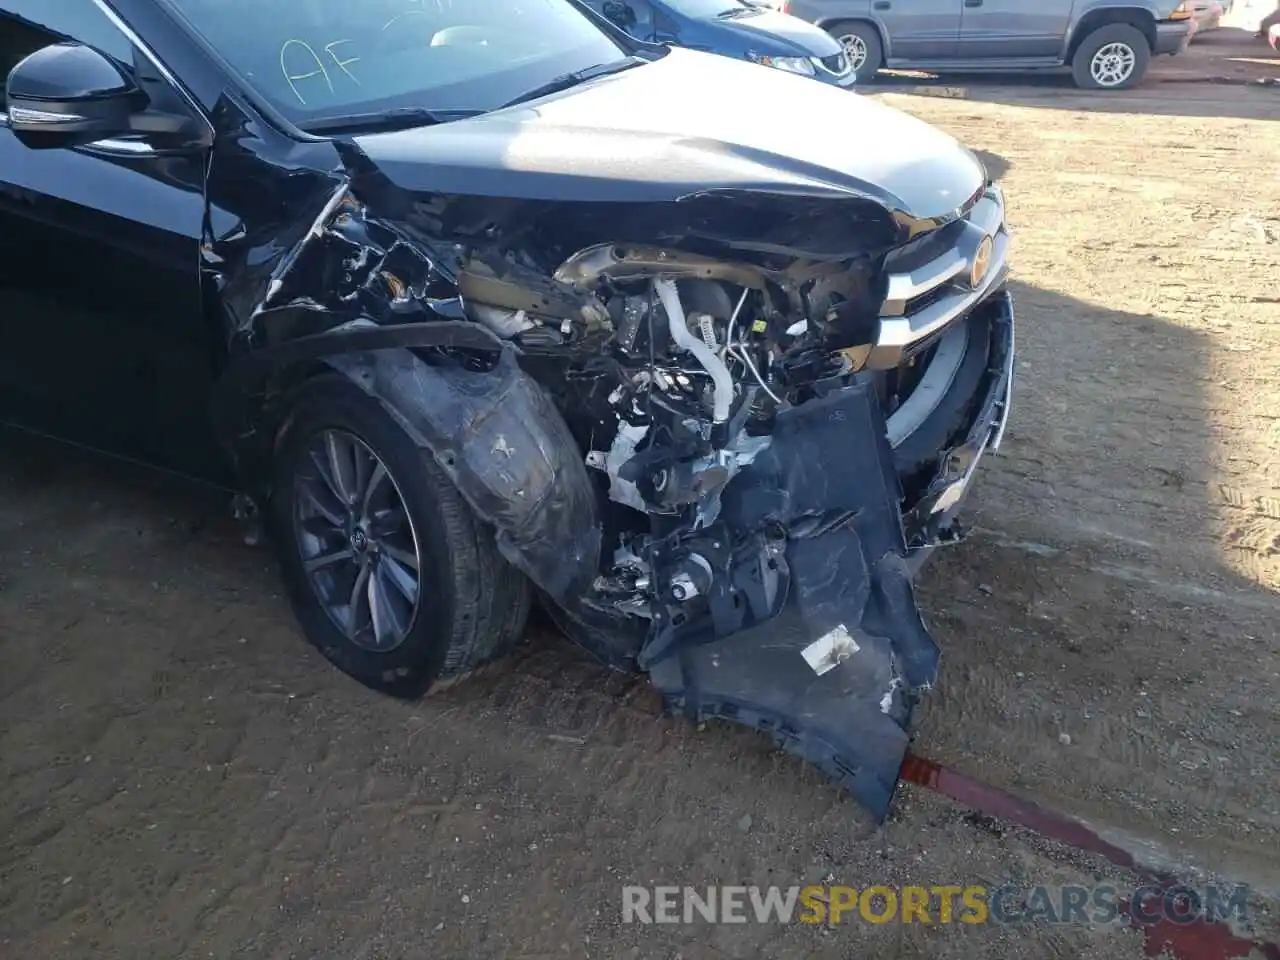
<box><xmin>621</xmin><ymin>884</ymin><xmax>1249</xmax><ymax>926</ymax></box>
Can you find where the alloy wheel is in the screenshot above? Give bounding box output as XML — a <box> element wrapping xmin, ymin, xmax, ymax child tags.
<box><xmin>292</xmin><ymin>429</ymin><xmax>423</xmax><ymax>652</ymax></box>
<box><xmin>838</xmin><ymin>33</ymin><xmax>868</xmax><ymax>72</ymax></box>
<box><xmin>1090</xmin><ymin>42</ymin><xmax>1136</xmax><ymax>87</ymax></box>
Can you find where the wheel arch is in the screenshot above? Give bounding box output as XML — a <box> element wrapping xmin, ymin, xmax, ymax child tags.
<box><xmin>820</xmin><ymin>17</ymin><xmax>890</xmax><ymax>59</ymax></box>
<box><xmin>211</xmin><ymin>319</ymin><xmax>604</xmax><ymax>608</ymax></box>
<box><xmin>318</xmin><ymin>347</ymin><xmax>603</xmax><ymax>606</ymax></box>
<box><xmin>210</xmin><ymin>316</ymin><xmax>502</xmax><ymax>498</ymax></box>
<box><xmin>1067</xmin><ymin>7</ymin><xmax>1157</xmax><ymax>60</ymax></box>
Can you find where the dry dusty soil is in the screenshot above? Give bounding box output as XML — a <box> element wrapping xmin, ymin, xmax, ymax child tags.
<box><xmin>1</xmin><ymin>32</ymin><xmax>1278</xmax><ymax>960</ymax></box>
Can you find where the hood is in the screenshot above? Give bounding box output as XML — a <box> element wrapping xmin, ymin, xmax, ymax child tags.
<box><xmin>707</xmin><ymin>8</ymin><xmax>843</xmax><ymax>57</ymax></box>
<box><xmin>352</xmin><ymin>48</ymin><xmax>985</xmax><ymax>223</ymax></box>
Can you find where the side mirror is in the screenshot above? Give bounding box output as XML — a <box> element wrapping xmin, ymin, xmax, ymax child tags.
<box><xmin>6</xmin><ymin>42</ymin><xmax>200</xmax><ymax>149</ymax></box>
<box><xmin>6</xmin><ymin>42</ymin><xmax>142</xmax><ymax>147</ymax></box>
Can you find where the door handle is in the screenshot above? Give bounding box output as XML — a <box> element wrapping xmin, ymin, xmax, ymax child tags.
<box><xmin>964</xmin><ymin>0</ymin><xmax>982</xmax><ymax>5</ymax></box>
<box><xmin>873</xmin><ymin>1</ymin><xmax>890</xmax><ymax>8</ymax></box>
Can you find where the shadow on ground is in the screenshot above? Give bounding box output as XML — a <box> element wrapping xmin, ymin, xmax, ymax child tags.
<box><xmin>915</xmin><ymin>279</ymin><xmax>1280</xmax><ymax>889</ymax></box>
<box><xmin>970</xmin><ymin>149</ymin><xmax>1010</xmax><ymax>183</ymax></box>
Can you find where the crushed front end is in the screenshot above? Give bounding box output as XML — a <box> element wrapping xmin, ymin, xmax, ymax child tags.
<box><xmin>500</xmin><ymin>185</ymin><xmax>1015</xmax><ymax>818</ymax></box>
<box><xmin>214</xmin><ymin>132</ymin><xmax>1013</xmax><ymax>818</ymax></box>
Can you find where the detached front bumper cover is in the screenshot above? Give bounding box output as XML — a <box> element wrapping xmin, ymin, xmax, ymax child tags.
<box><xmin>905</xmin><ymin>289</ymin><xmax>1015</xmax><ymax>556</ymax></box>
<box><xmin>651</xmin><ymin>290</ymin><xmax>1016</xmax><ymax>819</ymax></box>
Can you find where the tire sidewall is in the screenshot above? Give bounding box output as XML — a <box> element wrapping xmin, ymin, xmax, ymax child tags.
<box><xmin>1072</xmin><ymin>24</ymin><xmax>1151</xmax><ymax>90</ymax></box>
<box><xmin>269</xmin><ymin>376</ymin><xmax>459</xmax><ymax>697</ymax></box>
<box><xmin>831</xmin><ymin>21</ymin><xmax>884</xmax><ymax>76</ymax></box>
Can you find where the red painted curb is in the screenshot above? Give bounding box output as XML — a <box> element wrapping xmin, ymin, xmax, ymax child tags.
<box><xmin>901</xmin><ymin>753</ymin><xmax>1280</xmax><ymax>960</ymax></box>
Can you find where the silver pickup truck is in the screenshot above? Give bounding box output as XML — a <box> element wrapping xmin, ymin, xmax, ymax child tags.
<box><xmin>771</xmin><ymin>0</ymin><xmax>1195</xmax><ymax>88</ymax></box>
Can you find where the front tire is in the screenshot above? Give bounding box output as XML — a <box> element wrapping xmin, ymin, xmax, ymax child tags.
<box><xmin>269</xmin><ymin>375</ymin><xmax>530</xmax><ymax>698</ymax></box>
<box><xmin>1071</xmin><ymin>24</ymin><xmax>1151</xmax><ymax>89</ymax></box>
<box><xmin>828</xmin><ymin>20</ymin><xmax>884</xmax><ymax>78</ymax></box>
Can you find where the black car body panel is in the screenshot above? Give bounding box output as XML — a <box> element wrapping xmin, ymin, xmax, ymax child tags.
<box><xmin>0</xmin><ymin>0</ymin><xmax>1014</xmax><ymax>820</ymax></box>
<box><xmin>350</xmin><ymin>48</ymin><xmax>985</xmax><ymax>223</ymax></box>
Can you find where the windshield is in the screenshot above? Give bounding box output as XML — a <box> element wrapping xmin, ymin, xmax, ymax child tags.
<box><xmin>160</xmin><ymin>0</ymin><xmax>632</xmax><ymax>125</ymax></box>
<box><xmin>663</xmin><ymin>0</ymin><xmax>752</xmax><ymax>18</ymax></box>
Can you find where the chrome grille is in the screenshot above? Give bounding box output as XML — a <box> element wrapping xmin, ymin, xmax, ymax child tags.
<box><xmin>868</xmin><ymin>185</ymin><xmax>1010</xmax><ymax>369</ymax></box>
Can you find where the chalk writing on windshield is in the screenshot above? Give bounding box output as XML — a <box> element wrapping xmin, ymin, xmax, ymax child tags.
<box><xmin>325</xmin><ymin>40</ymin><xmax>361</xmax><ymax>83</ymax></box>
<box><xmin>279</xmin><ymin>39</ymin><xmax>361</xmax><ymax>105</ymax></box>
<box><xmin>382</xmin><ymin>8</ymin><xmax>431</xmax><ymax>32</ymax></box>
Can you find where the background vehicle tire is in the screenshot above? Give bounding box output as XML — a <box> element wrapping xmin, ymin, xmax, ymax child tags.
<box><xmin>1070</xmin><ymin>24</ymin><xmax>1151</xmax><ymax>89</ymax></box>
<box><xmin>828</xmin><ymin>20</ymin><xmax>884</xmax><ymax>78</ymax></box>
<box><xmin>269</xmin><ymin>374</ymin><xmax>531</xmax><ymax>698</ymax></box>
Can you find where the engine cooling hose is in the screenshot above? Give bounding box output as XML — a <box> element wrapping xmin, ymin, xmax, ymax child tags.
<box><xmin>653</xmin><ymin>277</ymin><xmax>733</xmax><ymax>427</ymax></box>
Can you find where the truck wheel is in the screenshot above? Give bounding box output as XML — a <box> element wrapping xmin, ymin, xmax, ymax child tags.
<box><xmin>828</xmin><ymin>20</ymin><xmax>883</xmax><ymax>77</ymax></box>
<box><xmin>1071</xmin><ymin>24</ymin><xmax>1150</xmax><ymax>89</ymax></box>
<box><xmin>269</xmin><ymin>374</ymin><xmax>530</xmax><ymax>698</ymax></box>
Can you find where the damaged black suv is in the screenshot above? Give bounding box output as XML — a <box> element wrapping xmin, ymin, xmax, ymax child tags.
<box><xmin>0</xmin><ymin>0</ymin><xmax>1013</xmax><ymax>817</ymax></box>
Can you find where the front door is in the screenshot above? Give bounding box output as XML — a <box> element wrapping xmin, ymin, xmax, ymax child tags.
<box><xmin>875</xmin><ymin>0</ymin><xmax>962</xmax><ymax>61</ymax></box>
<box><xmin>955</xmin><ymin>0</ymin><xmax>1076</xmax><ymax>60</ymax></box>
<box><xmin>0</xmin><ymin>0</ymin><xmax>223</xmax><ymax>478</ymax></box>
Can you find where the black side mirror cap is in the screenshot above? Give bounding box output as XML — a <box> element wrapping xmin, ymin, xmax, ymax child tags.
<box><xmin>6</xmin><ymin>42</ymin><xmax>142</xmax><ymax>145</ymax></box>
<box><xmin>6</xmin><ymin>42</ymin><xmax>205</xmax><ymax>149</ymax></box>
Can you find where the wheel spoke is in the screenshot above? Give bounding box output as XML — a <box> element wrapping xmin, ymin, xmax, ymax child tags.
<box><xmin>368</xmin><ymin>567</ymin><xmax>409</xmax><ymax>649</ymax></box>
<box><xmin>351</xmin><ymin>440</ymin><xmax>374</xmax><ymax>509</ymax></box>
<box><xmin>298</xmin><ymin>515</ymin><xmax>344</xmax><ymax>541</ymax></box>
<box><xmin>367</xmin><ymin>506</ymin><xmax>406</xmax><ymax>540</ymax></box>
<box><xmin>361</xmin><ymin>461</ymin><xmax>389</xmax><ymax>521</ymax></box>
<box><xmin>309</xmin><ymin>447</ymin><xmax>346</xmax><ymax>506</ymax></box>
<box><xmin>304</xmin><ymin>546</ymin><xmax>355</xmax><ymax>573</ymax></box>
<box><xmin>294</xmin><ymin>428</ymin><xmax>424</xmax><ymax>653</ymax></box>
<box><xmin>380</xmin><ymin>541</ymin><xmax>419</xmax><ymax>572</ymax></box>
<box><xmin>297</xmin><ymin>479</ymin><xmax>345</xmax><ymax>527</ymax></box>
<box><xmin>346</xmin><ymin>560</ymin><xmax>372</xmax><ymax>637</ymax></box>
<box><xmin>377</xmin><ymin>551</ymin><xmax>419</xmax><ymax>602</ymax></box>
<box><xmin>324</xmin><ymin>431</ymin><xmax>359</xmax><ymax>505</ymax></box>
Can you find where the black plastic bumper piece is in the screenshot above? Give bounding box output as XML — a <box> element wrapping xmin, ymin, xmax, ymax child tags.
<box><xmin>650</xmin><ymin>291</ymin><xmax>1016</xmax><ymax>820</ymax></box>
<box><xmin>652</xmin><ymin>601</ymin><xmax>915</xmax><ymax>817</ymax></box>
<box><xmin>649</xmin><ymin>378</ymin><xmax>939</xmax><ymax>819</ymax></box>
<box><xmin>903</xmin><ymin>288</ymin><xmax>1015</xmax><ymax>563</ymax></box>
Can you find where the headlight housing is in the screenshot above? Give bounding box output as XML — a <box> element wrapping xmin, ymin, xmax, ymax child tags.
<box><xmin>747</xmin><ymin>52</ymin><xmax>816</xmax><ymax>76</ymax></box>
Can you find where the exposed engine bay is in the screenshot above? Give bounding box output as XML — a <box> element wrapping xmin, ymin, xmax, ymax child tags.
<box><xmin>468</xmin><ymin>244</ymin><xmax>893</xmax><ymax>656</ymax></box>
<box><xmin>436</xmin><ymin>187</ymin><xmax>1012</xmax><ymax>686</ymax></box>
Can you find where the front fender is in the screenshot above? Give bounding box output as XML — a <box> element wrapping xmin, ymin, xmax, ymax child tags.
<box><xmin>321</xmin><ymin>346</ymin><xmax>603</xmax><ymax>605</ymax></box>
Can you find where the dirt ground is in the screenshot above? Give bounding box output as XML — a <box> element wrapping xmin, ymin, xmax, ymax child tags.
<box><xmin>1</xmin><ymin>33</ymin><xmax>1278</xmax><ymax>960</ymax></box>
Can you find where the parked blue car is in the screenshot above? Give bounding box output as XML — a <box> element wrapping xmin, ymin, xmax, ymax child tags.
<box><xmin>579</xmin><ymin>0</ymin><xmax>855</xmax><ymax>85</ymax></box>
